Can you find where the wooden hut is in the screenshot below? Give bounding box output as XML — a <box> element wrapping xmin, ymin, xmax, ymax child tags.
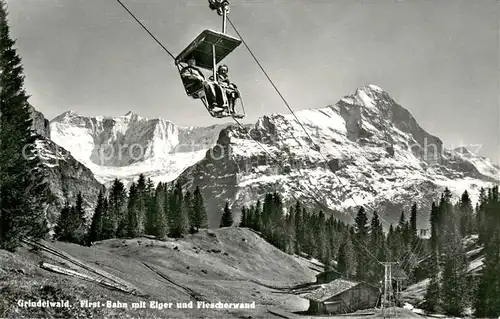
<box><xmin>303</xmin><ymin>278</ymin><xmax>380</xmax><ymax>315</ymax></box>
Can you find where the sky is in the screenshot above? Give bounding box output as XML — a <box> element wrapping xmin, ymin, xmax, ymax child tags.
<box><xmin>7</xmin><ymin>0</ymin><xmax>500</xmax><ymax>163</ymax></box>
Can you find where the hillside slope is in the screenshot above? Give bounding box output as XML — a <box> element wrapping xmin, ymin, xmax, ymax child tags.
<box><xmin>0</xmin><ymin>228</ymin><xmax>320</xmax><ymax>319</ymax></box>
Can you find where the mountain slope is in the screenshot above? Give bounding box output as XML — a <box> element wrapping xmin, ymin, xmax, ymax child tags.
<box><xmin>28</xmin><ymin>106</ymin><xmax>105</xmax><ymax>225</ymax></box>
<box><xmin>50</xmin><ymin>111</ymin><xmax>227</xmax><ymax>187</ymax></box>
<box><xmin>0</xmin><ymin>228</ymin><xmax>320</xmax><ymax>318</ymax></box>
<box><xmin>176</xmin><ymin>85</ymin><xmax>500</xmax><ymax>228</ymax></box>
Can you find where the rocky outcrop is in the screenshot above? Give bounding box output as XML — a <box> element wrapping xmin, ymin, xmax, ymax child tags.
<box><xmin>36</xmin><ymin>139</ymin><xmax>105</xmax><ymax>226</ymax></box>
<box><xmin>29</xmin><ymin>105</ymin><xmax>50</xmax><ymax>138</ymax></box>
<box><xmin>28</xmin><ymin>108</ymin><xmax>105</xmax><ymax>226</ymax></box>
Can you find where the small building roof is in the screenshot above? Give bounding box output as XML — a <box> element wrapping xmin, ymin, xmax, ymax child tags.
<box><xmin>302</xmin><ymin>279</ymin><xmax>360</xmax><ymax>302</ymax></box>
<box><xmin>315</xmin><ymin>269</ymin><xmax>342</xmax><ymax>278</ymax></box>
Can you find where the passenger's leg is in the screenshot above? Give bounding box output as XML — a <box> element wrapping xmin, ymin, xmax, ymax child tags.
<box><xmin>203</xmin><ymin>82</ymin><xmax>216</xmax><ymax>107</ymax></box>
<box><xmin>226</xmin><ymin>91</ymin><xmax>235</xmax><ymax>113</ymax></box>
<box><xmin>214</xmin><ymin>84</ymin><xmax>225</xmax><ymax>108</ymax></box>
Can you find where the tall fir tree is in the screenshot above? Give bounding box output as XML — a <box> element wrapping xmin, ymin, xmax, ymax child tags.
<box><xmin>337</xmin><ymin>231</ymin><xmax>357</xmax><ymax>278</ymax></box>
<box><xmin>168</xmin><ymin>181</ymin><xmax>186</xmax><ymax>238</ymax></box>
<box><xmin>424</xmin><ymin>251</ymin><xmax>442</xmax><ymax>312</ymax></box>
<box><xmin>87</xmin><ymin>190</ymin><xmax>105</xmax><ymax>244</ymax></box>
<box><xmin>315</xmin><ymin>210</ymin><xmax>327</xmax><ymax>263</ymax></box>
<box><xmin>54</xmin><ymin>202</ymin><xmax>79</xmax><ymax>243</ymax></box>
<box><xmin>369</xmin><ymin>211</ymin><xmax>385</xmax><ymax>283</ymax></box>
<box><xmin>429</xmin><ymin>201</ymin><xmax>439</xmax><ymax>252</ymax></box>
<box><xmin>0</xmin><ymin>0</ymin><xmax>49</xmax><ymax>251</ymax></box>
<box><xmin>474</xmin><ymin>187</ymin><xmax>500</xmax><ymax>317</ymax></box>
<box><xmin>437</xmin><ymin>188</ymin><xmax>453</xmax><ymax>253</ymax></box>
<box><xmin>54</xmin><ymin>193</ymin><xmax>86</xmax><ymax>244</ymax></box>
<box><xmin>126</xmin><ymin>182</ymin><xmax>139</xmax><ymax>238</ymax></box>
<box><xmin>438</xmin><ymin>188</ymin><xmax>469</xmax><ymax>316</ymax></box>
<box><xmin>441</xmin><ymin>236</ymin><xmax>468</xmax><ymax>316</ymax></box>
<box><xmin>190</xmin><ymin>186</ymin><xmax>207</xmax><ymax>232</ymax></box>
<box><xmin>285</xmin><ymin>205</ymin><xmax>296</xmax><ymax>255</ymax></box>
<box><xmin>294</xmin><ymin>201</ymin><xmax>304</xmax><ymax>254</ymax></box>
<box><xmin>251</xmin><ymin>200</ymin><xmax>263</xmax><ymax>232</ymax></box>
<box><xmin>183</xmin><ymin>191</ymin><xmax>192</xmax><ymax>231</ymax></box>
<box><xmin>457</xmin><ymin>190</ymin><xmax>474</xmax><ymax>237</ymax></box>
<box><xmin>410</xmin><ymin>203</ymin><xmax>418</xmax><ymax>239</ymax></box>
<box><xmin>220</xmin><ymin>202</ymin><xmax>233</xmax><ymax>227</ymax></box>
<box><xmin>101</xmin><ymin>196</ymin><xmax>117</xmax><ymax>240</ymax></box>
<box><xmin>134</xmin><ymin>174</ymin><xmax>147</xmax><ymax>235</ymax></box>
<box><xmin>239</xmin><ymin>206</ymin><xmax>247</xmax><ymax>227</ymax></box>
<box><xmin>142</xmin><ymin>182</ymin><xmax>166</xmax><ymax>238</ymax></box>
<box><xmin>476</xmin><ymin>187</ymin><xmax>487</xmax><ymax>243</ymax></box>
<box><xmin>354</xmin><ymin>207</ymin><xmax>369</xmax><ymax>281</ymax></box>
<box><xmin>109</xmin><ymin>179</ymin><xmax>128</xmax><ymax>238</ymax></box>
<box><xmin>144</xmin><ymin>183</ymin><xmax>161</xmax><ymax>236</ymax></box>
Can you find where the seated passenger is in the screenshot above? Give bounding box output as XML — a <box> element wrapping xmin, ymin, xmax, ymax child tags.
<box><xmin>180</xmin><ymin>57</ymin><xmax>225</xmax><ymax>110</ymax></box>
<box><xmin>209</xmin><ymin>64</ymin><xmax>240</xmax><ymax>113</ymax></box>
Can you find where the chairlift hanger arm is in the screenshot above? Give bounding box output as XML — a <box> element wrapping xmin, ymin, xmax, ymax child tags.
<box><xmin>208</xmin><ymin>0</ymin><xmax>230</xmax><ymax>33</ymax></box>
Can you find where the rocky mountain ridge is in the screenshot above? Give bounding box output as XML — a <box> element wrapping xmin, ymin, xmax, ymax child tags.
<box><xmin>174</xmin><ymin>85</ymin><xmax>500</xmax><ymax>228</ymax></box>
<box><xmin>43</xmin><ymin>85</ymin><xmax>499</xmax><ymax>229</ymax></box>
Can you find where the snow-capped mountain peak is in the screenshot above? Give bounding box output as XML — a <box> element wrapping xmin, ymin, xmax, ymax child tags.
<box><xmin>173</xmin><ymin>85</ymin><xmax>500</xmax><ymax>228</ymax></box>
<box><xmin>46</xmin><ymin>84</ymin><xmax>499</xmax><ymax>229</ymax></box>
<box><xmin>50</xmin><ymin>111</ymin><xmax>227</xmax><ymax>187</ymax></box>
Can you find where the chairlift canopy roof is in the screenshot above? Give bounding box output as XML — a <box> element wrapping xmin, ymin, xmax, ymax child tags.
<box><xmin>175</xmin><ymin>29</ymin><xmax>242</xmax><ymax>70</ymax></box>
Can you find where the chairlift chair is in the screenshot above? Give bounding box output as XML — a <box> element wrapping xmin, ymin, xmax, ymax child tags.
<box><xmin>175</xmin><ymin>1</ymin><xmax>245</xmax><ymax>119</ymax></box>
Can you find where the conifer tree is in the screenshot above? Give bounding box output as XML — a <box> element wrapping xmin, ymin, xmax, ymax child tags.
<box><xmin>239</xmin><ymin>206</ymin><xmax>247</xmax><ymax>227</ymax></box>
<box><xmin>74</xmin><ymin>192</ymin><xmax>85</xmax><ymax>222</ymax></box>
<box><xmin>476</xmin><ymin>187</ymin><xmax>487</xmax><ymax>243</ymax></box>
<box><xmin>337</xmin><ymin>231</ymin><xmax>357</xmax><ymax>278</ymax></box>
<box><xmin>437</xmin><ymin>188</ymin><xmax>453</xmax><ymax>253</ymax></box>
<box><xmin>435</xmin><ymin>188</ymin><xmax>469</xmax><ymax>316</ymax></box>
<box><xmin>109</xmin><ymin>179</ymin><xmax>128</xmax><ymax>238</ymax></box>
<box><xmin>53</xmin><ymin>193</ymin><xmax>87</xmax><ymax>244</ymax></box>
<box><xmin>294</xmin><ymin>201</ymin><xmax>304</xmax><ymax>253</ymax></box>
<box><xmin>134</xmin><ymin>174</ymin><xmax>147</xmax><ymax>235</ymax></box>
<box><xmin>369</xmin><ymin>211</ymin><xmax>385</xmax><ymax>282</ymax></box>
<box><xmin>143</xmin><ymin>188</ymin><xmax>157</xmax><ymax>236</ymax></box>
<box><xmin>457</xmin><ymin>190</ymin><xmax>474</xmax><ymax>237</ymax></box>
<box><xmin>441</xmin><ymin>235</ymin><xmax>468</xmax><ymax>316</ymax></box>
<box><xmin>246</xmin><ymin>205</ymin><xmax>255</xmax><ymax>228</ymax></box>
<box><xmin>220</xmin><ymin>202</ymin><xmax>233</xmax><ymax>227</ymax></box>
<box><xmin>72</xmin><ymin>193</ymin><xmax>87</xmax><ymax>243</ymax></box>
<box><xmin>424</xmin><ymin>251</ymin><xmax>442</xmax><ymax>312</ymax></box>
<box><xmin>315</xmin><ymin>210</ymin><xmax>327</xmax><ymax>263</ymax></box>
<box><xmin>474</xmin><ymin>187</ymin><xmax>500</xmax><ymax>317</ymax></box>
<box><xmin>126</xmin><ymin>182</ymin><xmax>139</xmax><ymax>238</ymax></box>
<box><xmin>54</xmin><ymin>202</ymin><xmax>77</xmax><ymax>243</ymax></box>
<box><xmin>168</xmin><ymin>181</ymin><xmax>186</xmax><ymax>237</ymax></box>
<box><xmin>387</xmin><ymin>224</ymin><xmax>397</xmax><ymax>260</ymax></box>
<box><xmin>429</xmin><ymin>201</ymin><xmax>439</xmax><ymax>252</ymax></box>
<box><xmin>354</xmin><ymin>207</ymin><xmax>369</xmax><ymax>280</ymax></box>
<box><xmin>252</xmin><ymin>200</ymin><xmax>263</xmax><ymax>232</ymax></box>
<box><xmin>183</xmin><ymin>191</ymin><xmax>192</xmax><ymax>231</ymax></box>
<box><xmin>191</xmin><ymin>186</ymin><xmax>207</xmax><ymax>232</ymax></box>
<box><xmin>143</xmin><ymin>182</ymin><xmax>166</xmax><ymax>238</ymax></box>
<box><xmin>285</xmin><ymin>205</ymin><xmax>296</xmax><ymax>254</ymax></box>
<box><xmin>101</xmin><ymin>197</ymin><xmax>117</xmax><ymax>240</ymax></box>
<box><xmin>410</xmin><ymin>203</ymin><xmax>418</xmax><ymax>239</ymax></box>
<box><xmin>87</xmin><ymin>190</ymin><xmax>105</xmax><ymax>244</ymax></box>
<box><xmin>0</xmin><ymin>0</ymin><xmax>49</xmax><ymax>251</ymax></box>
